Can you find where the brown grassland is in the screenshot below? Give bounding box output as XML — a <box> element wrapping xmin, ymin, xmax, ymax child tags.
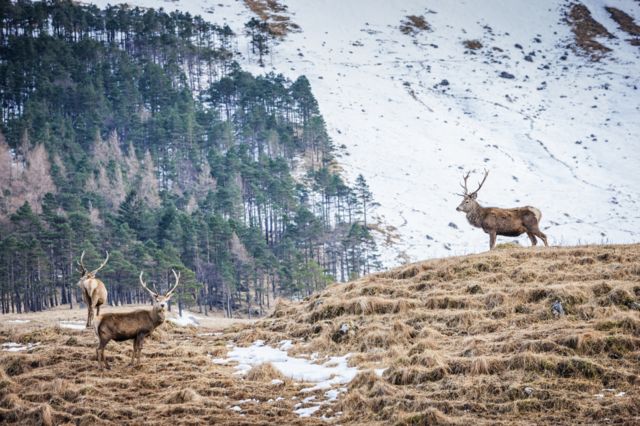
<box><xmin>1</xmin><ymin>244</ymin><xmax>639</xmax><ymax>425</ymax></box>
<box><xmin>244</xmin><ymin>0</ymin><xmax>300</xmax><ymax>37</ymax></box>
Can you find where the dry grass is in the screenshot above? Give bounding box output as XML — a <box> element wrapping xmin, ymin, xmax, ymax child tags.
<box><xmin>400</xmin><ymin>15</ymin><xmax>430</xmax><ymax>35</ymax></box>
<box><xmin>463</xmin><ymin>39</ymin><xmax>483</xmax><ymax>50</ymax></box>
<box><xmin>605</xmin><ymin>6</ymin><xmax>640</xmax><ymax>46</ymax></box>
<box><xmin>0</xmin><ymin>313</ymin><xmax>311</xmax><ymax>425</ymax></box>
<box><xmin>244</xmin><ymin>0</ymin><xmax>300</xmax><ymax>37</ymax></box>
<box><xmin>224</xmin><ymin>244</ymin><xmax>640</xmax><ymax>424</ymax></box>
<box><xmin>565</xmin><ymin>3</ymin><xmax>614</xmax><ymax>60</ymax></box>
<box><xmin>2</xmin><ymin>244</ymin><xmax>640</xmax><ymax>424</ymax></box>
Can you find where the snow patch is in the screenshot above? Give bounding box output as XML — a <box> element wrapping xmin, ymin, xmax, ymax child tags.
<box><xmin>59</xmin><ymin>321</ymin><xmax>85</xmax><ymax>330</ymax></box>
<box><xmin>168</xmin><ymin>312</ymin><xmax>201</xmax><ymax>327</ymax></box>
<box><xmin>294</xmin><ymin>405</ymin><xmax>321</xmax><ymax>417</ymax></box>
<box><xmin>2</xmin><ymin>342</ymin><xmax>40</xmax><ymax>352</ymax></box>
<box><xmin>223</xmin><ymin>341</ymin><xmax>358</xmax><ymax>387</ymax></box>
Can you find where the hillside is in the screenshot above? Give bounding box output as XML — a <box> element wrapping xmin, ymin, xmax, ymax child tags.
<box><xmin>89</xmin><ymin>0</ymin><xmax>640</xmax><ymax>264</ymax></box>
<box><xmin>1</xmin><ymin>244</ymin><xmax>638</xmax><ymax>424</ymax></box>
<box><xmin>0</xmin><ymin>1</ymin><xmax>381</xmax><ymax>316</ymax></box>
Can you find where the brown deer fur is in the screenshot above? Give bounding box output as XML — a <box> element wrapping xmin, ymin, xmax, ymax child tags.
<box><xmin>456</xmin><ymin>170</ymin><xmax>548</xmax><ymax>250</ymax></box>
<box><xmin>95</xmin><ymin>270</ymin><xmax>180</xmax><ymax>369</ymax></box>
<box><xmin>77</xmin><ymin>251</ymin><xmax>109</xmax><ymax>328</ymax></box>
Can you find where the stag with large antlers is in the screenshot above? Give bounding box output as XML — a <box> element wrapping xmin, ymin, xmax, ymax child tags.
<box><xmin>456</xmin><ymin>170</ymin><xmax>548</xmax><ymax>250</ymax></box>
<box><xmin>95</xmin><ymin>270</ymin><xmax>180</xmax><ymax>369</ymax></box>
<box><xmin>77</xmin><ymin>250</ymin><xmax>109</xmax><ymax>328</ymax></box>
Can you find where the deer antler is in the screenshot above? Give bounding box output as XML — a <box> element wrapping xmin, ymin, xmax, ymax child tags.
<box><xmin>166</xmin><ymin>269</ymin><xmax>180</xmax><ymax>297</ymax></box>
<box><xmin>470</xmin><ymin>169</ymin><xmax>489</xmax><ymax>197</ymax></box>
<box><xmin>90</xmin><ymin>251</ymin><xmax>109</xmax><ymax>276</ymax></box>
<box><xmin>77</xmin><ymin>251</ymin><xmax>87</xmax><ymax>276</ymax></box>
<box><xmin>139</xmin><ymin>271</ymin><xmax>158</xmax><ymax>298</ymax></box>
<box><xmin>458</xmin><ymin>171</ymin><xmax>471</xmax><ymax>196</ymax></box>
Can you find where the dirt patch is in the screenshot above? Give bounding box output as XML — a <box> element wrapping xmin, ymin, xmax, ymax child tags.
<box><xmin>400</xmin><ymin>15</ymin><xmax>430</xmax><ymax>35</ymax></box>
<box><xmin>463</xmin><ymin>39</ymin><xmax>483</xmax><ymax>50</ymax></box>
<box><xmin>605</xmin><ymin>6</ymin><xmax>640</xmax><ymax>46</ymax></box>
<box><xmin>244</xmin><ymin>0</ymin><xmax>300</xmax><ymax>37</ymax></box>
<box><xmin>566</xmin><ymin>3</ymin><xmax>614</xmax><ymax>59</ymax></box>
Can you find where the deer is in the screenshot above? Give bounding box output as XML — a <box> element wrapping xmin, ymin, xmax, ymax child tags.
<box><xmin>456</xmin><ymin>170</ymin><xmax>548</xmax><ymax>250</ymax></box>
<box><xmin>77</xmin><ymin>250</ymin><xmax>109</xmax><ymax>328</ymax></box>
<box><xmin>94</xmin><ymin>269</ymin><xmax>180</xmax><ymax>369</ymax></box>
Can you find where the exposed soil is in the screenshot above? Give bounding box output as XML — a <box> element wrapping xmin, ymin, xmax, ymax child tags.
<box><xmin>244</xmin><ymin>0</ymin><xmax>300</xmax><ymax>37</ymax></box>
<box><xmin>463</xmin><ymin>39</ymin><xmax>483</xmax><ymax>50</ymax></box>
<box><xmin>605</xmin><ymin>6</ymin><xmax>640</xmax><ymax>47</ymax></box>
<box><xmin>566</xmin><ymin>3</ymin><xmax>614</xmax><ymax>60</ymax></box>
<box><xmin>400</xmin><ymin>15</ymin><xmax>430</xmax><ymax>35</ymax></box>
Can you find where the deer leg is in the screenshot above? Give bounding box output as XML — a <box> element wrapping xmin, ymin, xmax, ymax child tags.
<box><xmin>135</xmin><ymin>335</ymin><xmax>145</xmax><ymax>365</ymax></box>
<box><xmin>530</xmin><ymin>224</ymin><xmax>549</xmax><ymax>247</ymax></box>
<box><xmin>489</xmin><ymin>231</ymin><xmax>497</xmax><ymax>250</ymax></box>
<box><xmin>95</xmin><ymin>303</ymin><xmax>101</xmax><ymax>317</ymax></box>
<box><xmin>527</xmin><ymin>232</ymin><xmax>538</xmax><ymax>246</ymax></box>
<box><xmin>86</xmin><ymin>304</ymin><xmax>93</xmax><ymax>328</ymax></box>
<box><xmin>536</xmin><ymin>230</ymin><xmax>548</xmax><ymax>247</ymax></box>
<box><xmin>97</xmin><ymin>339</ymin><xmax>109</xmax><ymax>369</ymax></box>
<box><xmin>130</xmin><ymin>340</ymin><xmax>137</xmax><ymax>366</ymax></box>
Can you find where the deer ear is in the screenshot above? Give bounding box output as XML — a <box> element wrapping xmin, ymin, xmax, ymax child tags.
<box><xmin>470</xmin><ymin>193</ymin><xmax>477</xmax><ymax>199</ymax></box>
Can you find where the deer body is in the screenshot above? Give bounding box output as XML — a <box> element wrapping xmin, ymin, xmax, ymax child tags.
<box><xmin>456</xmin><ymin>171</ymin><xmax>548</xmax><ymax>250</ymax></box>
<box><xmin>95</xmin><ymin>270</ymin><xmax>180</xmax><ymax>369</ymax></box>
<box><xmin>77</xmin><ymin>251</ymin><xmax>109</xmax><ymax>328</ymax></box>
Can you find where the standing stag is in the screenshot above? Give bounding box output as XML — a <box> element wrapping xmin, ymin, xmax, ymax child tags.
<box><xmin>95</xmin><ymin>270</ymin><xmax>180</xmax><ymax>369</ymax></box>
<box><xmin>77</xmin><ymin>250</ymin><xmax>109</xmax><ymax>328</ymax></box>
<box><xmin>456</xmin><ymin>170</ymin><xmax>548</xmax><ymax>250</ymax></box>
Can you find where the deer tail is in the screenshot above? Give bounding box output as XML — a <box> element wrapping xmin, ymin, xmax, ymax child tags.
<box><xmin>526</xmin><ymin>206</ymin><xmax>542</xmax><ymax>223</ymax></box>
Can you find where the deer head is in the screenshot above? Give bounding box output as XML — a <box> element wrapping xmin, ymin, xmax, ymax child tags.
<box><xmin>139</xmin><ymin>269</ymin><xmax>180</xmax><ymax>312</ymax></box>
<box><xmin>456</xmin><ymin>169</ymin><xmax>489</xmax><ymax>213</ymax></box>
<box><xmin>77</xmin><ymin>250</ymin><xmax>109</xmax><ymax>279</ymax></box>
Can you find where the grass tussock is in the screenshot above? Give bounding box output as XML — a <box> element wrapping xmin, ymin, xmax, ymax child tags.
<box><xmin>244</xmin><ymin>362</ymin><xmax>284</xmax><ymax>382</ymax></box>
<box><xmin>164</xmin><ymin>388</ymin><xmax>202</xmax><ymax>404</ymax></box>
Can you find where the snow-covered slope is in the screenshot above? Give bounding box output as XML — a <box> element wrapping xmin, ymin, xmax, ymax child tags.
<box><xmin>92</xmin><ymin>0</ymin><xmax>640</xmax><ymax>266</ymax></box>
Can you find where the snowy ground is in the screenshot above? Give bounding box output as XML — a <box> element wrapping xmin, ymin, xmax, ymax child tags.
<box><xmin>214</xmin><ymin>339</ymin><xmax>359</xmax><ymax>417</ymax></box>
<box><xmin>90</xmin><ymin>0</ymin><xmax>640</xmax><ymax>266</ymax></box>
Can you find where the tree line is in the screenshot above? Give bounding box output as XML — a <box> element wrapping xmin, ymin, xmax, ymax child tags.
<box><xmin>0</xmin><ymin>0</ymin><xmax>381</xmax><ymax>316</ymax></box>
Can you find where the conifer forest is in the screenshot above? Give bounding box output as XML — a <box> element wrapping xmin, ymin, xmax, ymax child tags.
<box><xmin>0</xmin><ymin>0</ymin><xmax>381</xmax><ymax>316</ymax></box>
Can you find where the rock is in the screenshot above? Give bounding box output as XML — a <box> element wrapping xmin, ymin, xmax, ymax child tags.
<box><xmin>551</xmin><ymin>300</ymin><xmax>565</xmax><ymax>316</ymax></box>
<box><xmin>499</xmin><ymin>71</ymin><xmax>515</xmax><ymax>79</ymax></box>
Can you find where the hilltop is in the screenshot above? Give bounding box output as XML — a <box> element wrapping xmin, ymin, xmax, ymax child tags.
<box><xmin>1</xmin><ymin>244</ymin><xmax>638</xmax><ymax>424</ymax></box>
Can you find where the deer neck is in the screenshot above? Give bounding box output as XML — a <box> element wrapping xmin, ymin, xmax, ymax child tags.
<box><xmin>151</xmin><ymin>307</ymin><xmax>166</xmax><ymax>328</ymax></box>
<box><xmin>466</xmin><ymin>201</ymin><xmax>485</xmax><ymax>228</ymax></box>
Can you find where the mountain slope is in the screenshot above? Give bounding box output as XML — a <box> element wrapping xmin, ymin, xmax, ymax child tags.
<box><xmin>92</xmin><ymin>0</ymin><xmax>640</xmax><ymax>265</ymax></box>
